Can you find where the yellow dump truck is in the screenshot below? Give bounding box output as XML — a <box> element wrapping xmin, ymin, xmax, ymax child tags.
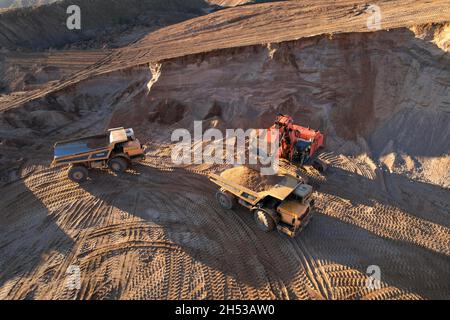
<box><xmin>209</xmin><ymin>165</ymin><xmax>314</xmax><ymax>237</ymax></box>
<box><xmin>52</xmin><ymin>127</ymin><xmax>145</xmax><ymax>183</ymax></box>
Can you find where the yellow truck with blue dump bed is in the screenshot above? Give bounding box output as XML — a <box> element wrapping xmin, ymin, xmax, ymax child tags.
<box><xmin>52</xmin><ymin>127</ymin><xmax>145</xmax><ymax>183</ymax></box>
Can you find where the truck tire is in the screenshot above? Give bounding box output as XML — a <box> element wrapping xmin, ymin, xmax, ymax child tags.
<box><xmin>108</xmin><ymin>157</ymin><xmax>129</xmax><ymax>173</ymax></box>
<box><xmin>254</xmin><ymin>209</ymin><xmax>276</xmax><ymax>232</ymax></box>
<box><xmin>312</xmin><ymin>159</ymin><xmax>327</xmax><ymax>173</ymax></box>
<box><xmin>68</xmin><ymin>165</ymin><xmax>88</xmax><ymax>183</ymax></box>
<box><xmin>215</xmin><ymin>191</ymin><xmax>236</xmax><ymax>210</ymax></box>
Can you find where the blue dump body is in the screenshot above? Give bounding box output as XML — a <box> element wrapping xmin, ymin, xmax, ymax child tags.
<box><xmin>54</xmin><ymin>135</ymin><xmax>109</xmax><ymax>160</ymax></box>
<box><xmin>54</xmin><ymin>141</ymin><xmax>92</xmax><ymax>158</ymax></box>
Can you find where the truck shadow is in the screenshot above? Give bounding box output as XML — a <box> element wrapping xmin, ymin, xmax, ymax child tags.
<box><xmin>0</xmin><ymin>178</ymin><xmax>74</xmax><ymax>299</ymax></box>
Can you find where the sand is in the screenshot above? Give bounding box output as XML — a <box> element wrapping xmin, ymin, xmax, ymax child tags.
<box><xmin>0</xmin><ymin>0</ymin><xmax>449</xmax><ymax>300</ymax></box>
<box><xmin>220</xmin><ymin>166</ymin><xmax>284</xmax><ymax>192</ymax></box>
<box><xmin>2</xmin><ymin>0</ymin><xmax>450</xmax><ymax>112</ymax></box>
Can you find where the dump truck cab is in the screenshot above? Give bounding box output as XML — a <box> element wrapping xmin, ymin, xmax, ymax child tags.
<box><xmin>254</xmin><ymin>174</ymin><xmax>314</xmax><ymax>237</ymax></box>
<box><xmin>209</xmin><ymin>165</ymin><xmax>314</xmax><ymax>237</ymax></box>
<box><xmin>52</xmin><ymin>127</ymin><xmax>145</xmax><ymax>183</ymax></box>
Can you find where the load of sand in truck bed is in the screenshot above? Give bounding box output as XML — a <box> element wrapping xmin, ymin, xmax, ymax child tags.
<box><xmin>219</xmin><ymin>165</ymin><xmax>285</xmax><ymax>192</ymax></box>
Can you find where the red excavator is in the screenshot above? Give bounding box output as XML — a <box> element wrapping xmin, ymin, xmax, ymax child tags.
<box><xmin>269</xmin><ymin>114</ymin><xmax>327</xmax><ymax>172</ymax></box>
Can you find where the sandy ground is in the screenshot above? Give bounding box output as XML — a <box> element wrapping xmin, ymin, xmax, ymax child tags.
<box><xmin>0</xmin><ymin>150</ymin><xmax>448</xmax><ymax>299</ymax></box>
<box><xmin>0</xmin><ymin>0</ymin><xmax>449</xmax><ymax>300</ymax></box>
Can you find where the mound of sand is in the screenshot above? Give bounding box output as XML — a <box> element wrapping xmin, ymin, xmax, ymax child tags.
<box><xmin>0</xmin><ymin>0</ymin><xmax>449</xmax><ymax>301</ymax></box>
<box><xmin>220</xmin><ymin>166</ymin><xmax>284</xmax><ymax>192</ymax></box>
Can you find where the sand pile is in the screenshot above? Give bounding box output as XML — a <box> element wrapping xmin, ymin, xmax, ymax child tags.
<box><xmin>220</xmin><ymin>166</ymin><xmax>283</xmax><ymax>192</ymax></box>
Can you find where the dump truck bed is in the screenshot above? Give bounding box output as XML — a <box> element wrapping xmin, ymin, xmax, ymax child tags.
<box><xmin>209</xmin><ymin>173</ymin><xmax>261</xmax><ymax>206</ymax></box>
<box><xmin>54</xmin><ymin>134</ymin><xmax>110</xmax><ymax>159</ymax></box>
<box><xmin>210</xmin><ymin>166</ymin><xmax>302</xmax><ymax>205</ymax></box>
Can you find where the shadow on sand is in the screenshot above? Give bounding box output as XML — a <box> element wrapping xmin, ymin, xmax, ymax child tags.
<box><xmin>0</xmin><ymin>177</ymin><xmax>74</xmax><ymax>299</ymax></box>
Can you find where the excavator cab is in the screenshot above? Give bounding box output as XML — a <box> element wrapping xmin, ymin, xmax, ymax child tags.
<box><xmin>268</xmin><ymin>114</ymin><xmax>327</xmax><ymax>172</ymax></box>
<box><xmin>293</xmin><ymin>139</ymin><xmax>312</xmax><ymax>165</ymax></box>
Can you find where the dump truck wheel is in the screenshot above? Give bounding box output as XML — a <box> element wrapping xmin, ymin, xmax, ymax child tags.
<box><xmin>68</xmin><ymin>166</ymin><xmax>88</xmax><ymax>183</ymax></box>
<box><xmin>108</xmin><ymin>157</ymin><xmax>128</xmax><ymax>173</ymax></box>
<box><xmin>312</xmin><ymin>160</ymin><xmax>327</xmax><ymax>173</ymax></box>
<box><xmin>254</xmin><ymin>209</ymin><xmax>276</xmax><ymax>232</ymax></box>
<box><xmin>215</xmin><ymin>191</ymin><xmax>235</xmax><ymax>209</ymax></box>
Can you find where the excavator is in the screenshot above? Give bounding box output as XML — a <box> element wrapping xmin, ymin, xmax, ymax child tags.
<box><xmin>268</xmin><ymin>114</ymin><xmax>327</xmax><ymax>172</ymax></box>
<box><xmin>208</xmin><ymin>114</ymin><xmax>325</xmax><ymax>237</ymax></box>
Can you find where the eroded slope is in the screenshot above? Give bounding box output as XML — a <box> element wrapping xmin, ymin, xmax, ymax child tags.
<box><xmin>2</xmin><ymin>0</ymin><xmax>450</xmax><ymax>112</ymax></box>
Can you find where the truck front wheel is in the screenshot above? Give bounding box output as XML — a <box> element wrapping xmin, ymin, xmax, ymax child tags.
<box><xmin>254</xmin><ymin>209</ymin><xmax>276</xmax><ymax>232</ymax></box>
<box><xmin>68</xmin><ymin>165</ymin><xmax>88</xmax><ymax>183</ymax></box>
<box><xmin>108</xmin><ymin>157</ymin><xmax>129</xmax><ymax>173</ymax></box>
